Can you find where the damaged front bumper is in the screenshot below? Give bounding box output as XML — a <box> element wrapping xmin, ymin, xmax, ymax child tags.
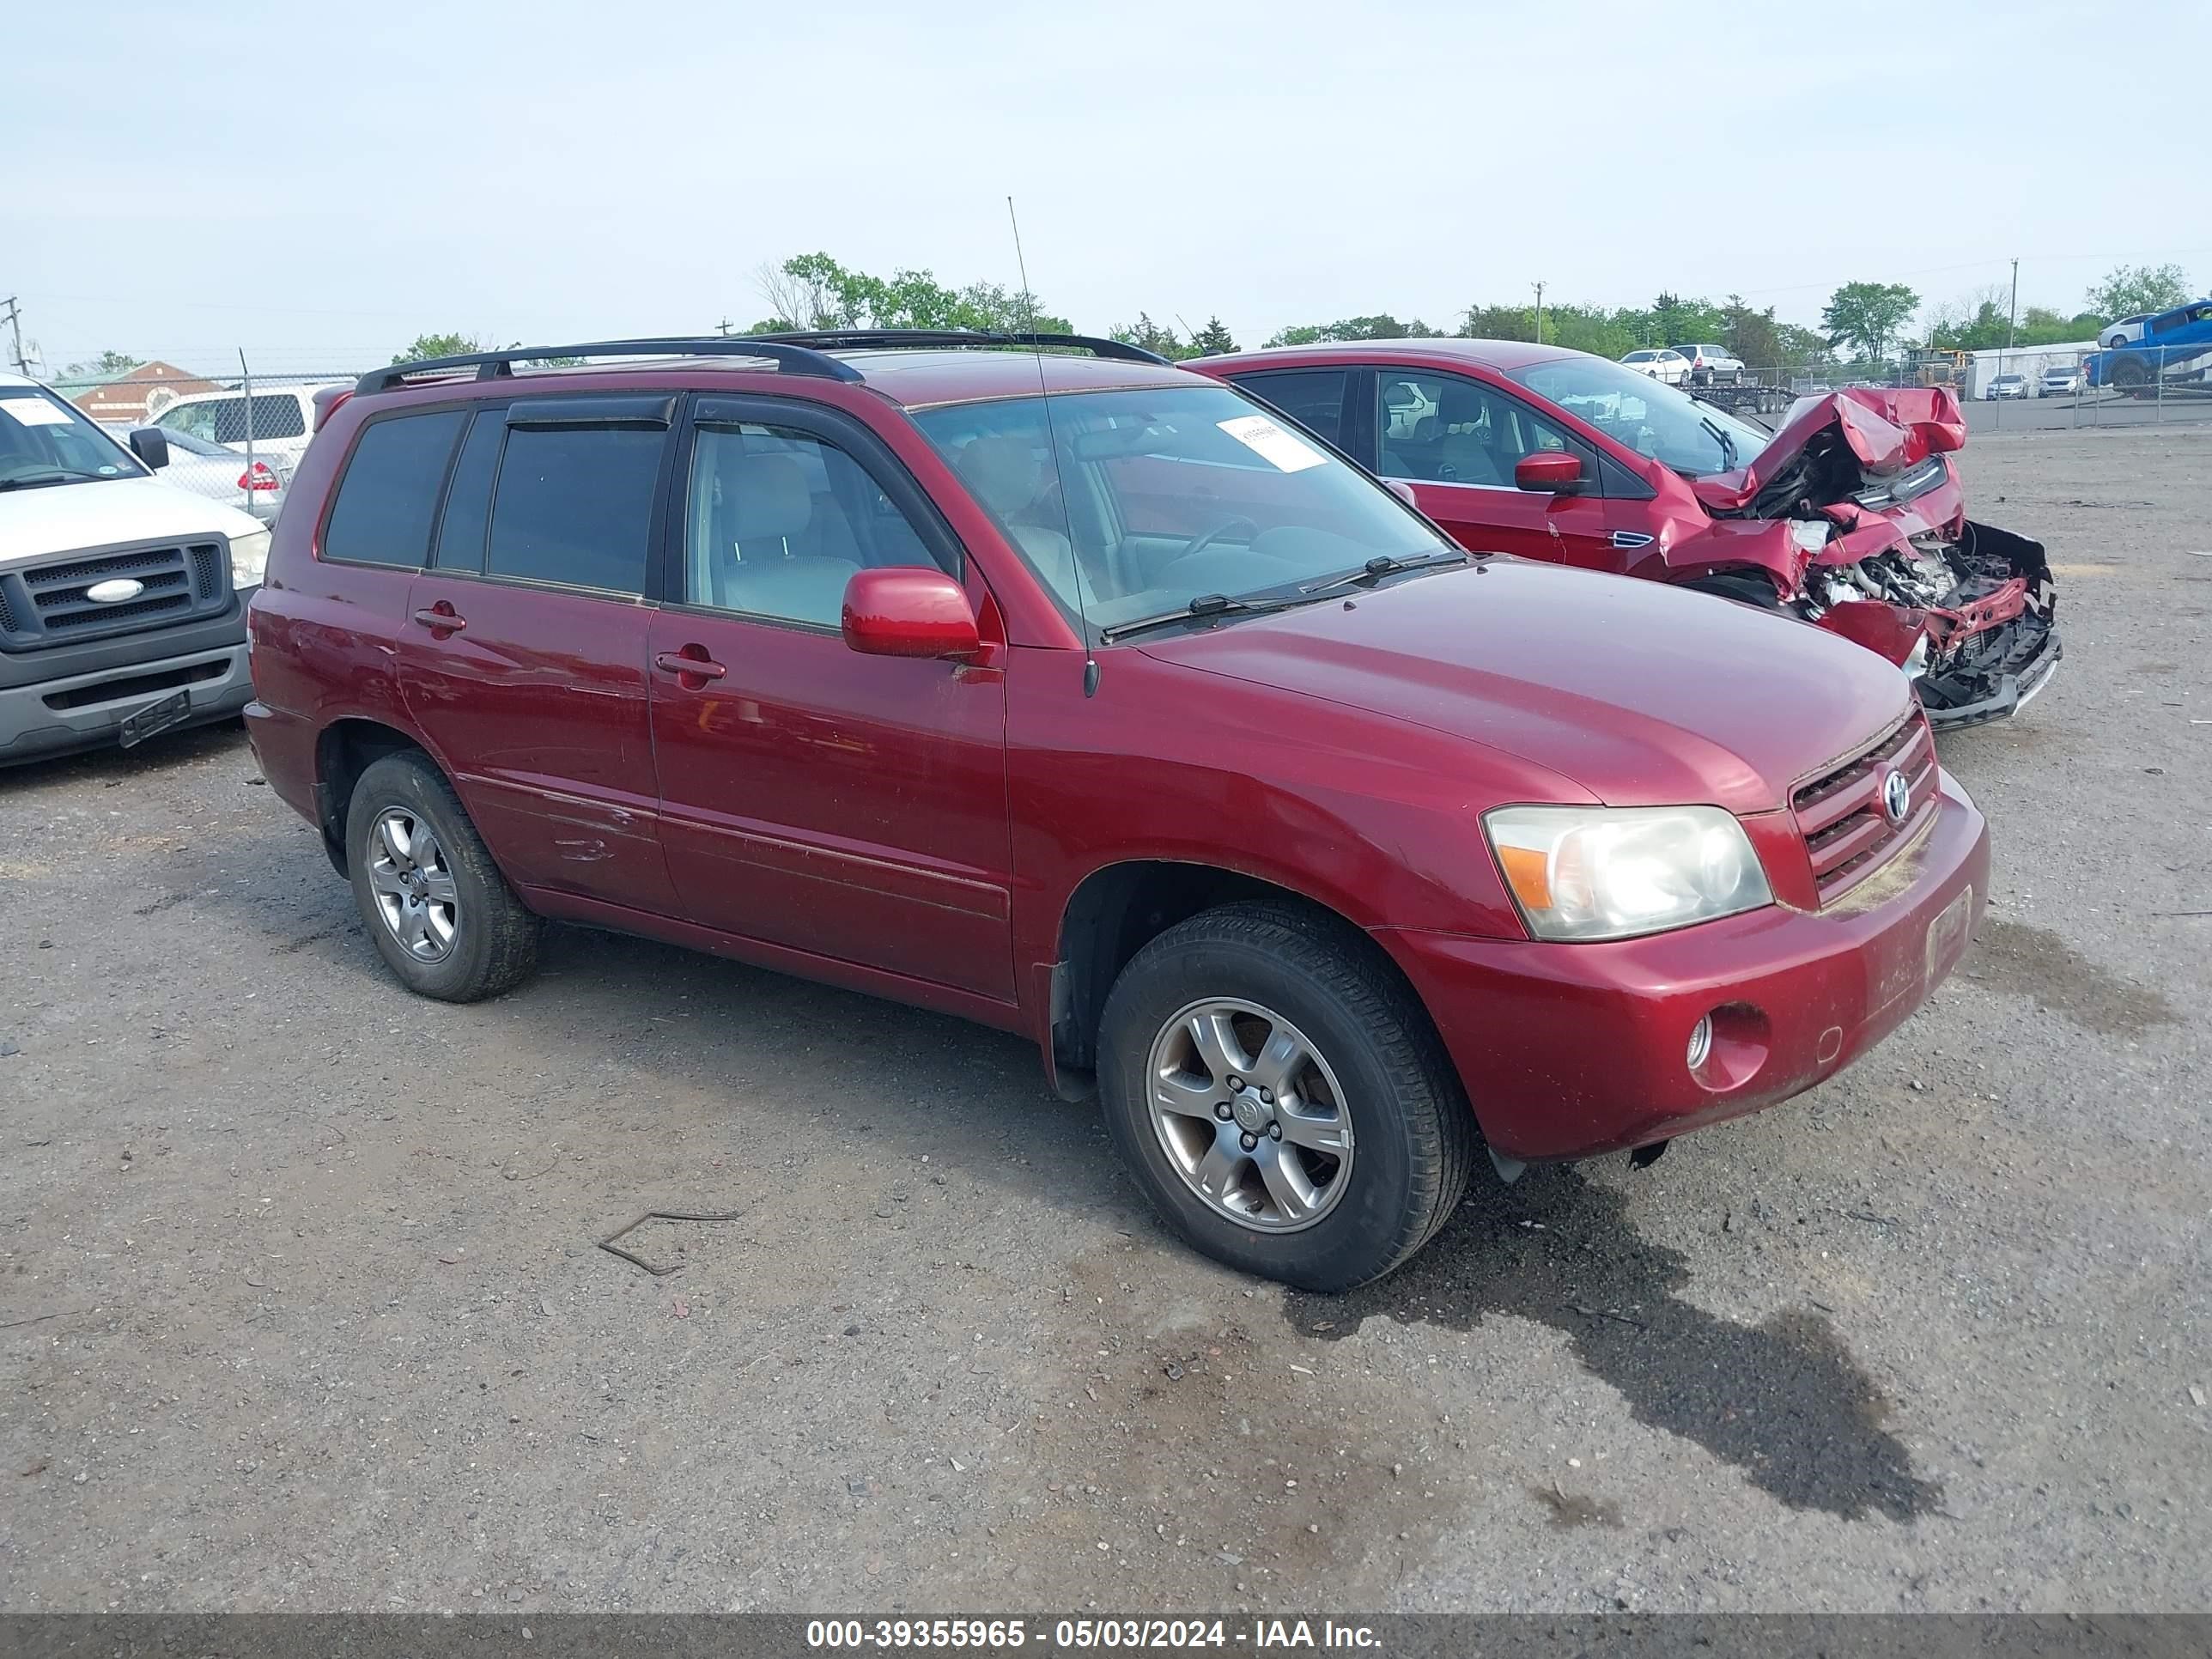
<box><xmin>1916</xmin><ymin>611</ymin><xmax>2062</xmax><ymax>729</ymax></box>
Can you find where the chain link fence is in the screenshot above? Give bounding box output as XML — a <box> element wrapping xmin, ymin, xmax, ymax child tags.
<box><xmin>40</xmin><ymin>363</ymin><xmax>365</xmax><ymax>520</ymax></box>
<box><xmin>1682</xmin><ymin>345</ymin><xmax>2212</xmax><ymax>434</ymax></box>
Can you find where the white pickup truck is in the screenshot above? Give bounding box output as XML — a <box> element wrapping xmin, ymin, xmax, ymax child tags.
<box><xmin>2</xmin><ymin>372</ymin><xmax>268</xmax><ymax>765</ymax></box>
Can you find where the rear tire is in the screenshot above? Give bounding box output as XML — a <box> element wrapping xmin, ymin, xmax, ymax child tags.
<box><xmin>344</xmin><ymin>750</ymin><xmax>540</xmax><ymax>1002</ymax></box>
<box><xmin>1097</xmin><ymin>902</ymin><xmax>1475</xmax><ymax>1291</ymax></box>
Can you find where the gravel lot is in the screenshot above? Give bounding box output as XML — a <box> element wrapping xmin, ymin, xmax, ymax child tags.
<box><xmin>3</xmin><ymin>425</ymin><xmax>2207</xmax><ymax>1614</ymax></box>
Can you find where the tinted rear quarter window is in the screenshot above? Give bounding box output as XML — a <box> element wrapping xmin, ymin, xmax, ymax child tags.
<box><xmin>1227</xmin><ymin>368</ymin><xmax>1349</xmax><ymax>446</ymax></box>
<box><xmin>321</xmin><ymin>410</ymin><xmax>468</xmax><ymax>568</ymax></box>
<box><xmin>487</xmin><ymin>425</ymin><xmax>665</xmax><ymax>593</ymax></box>
<box><xmin>431</xmin><ymin>410</ymin><xmax>507</xmax><ymax>573</ymax></box>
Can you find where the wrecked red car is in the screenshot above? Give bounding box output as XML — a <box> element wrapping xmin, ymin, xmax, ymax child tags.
<box><xmin>1192</xmin><ymin>341</ymin><xmax>2060</xmax><ymax>727</ymax></box>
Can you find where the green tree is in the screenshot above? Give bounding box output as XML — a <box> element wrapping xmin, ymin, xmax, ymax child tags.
<box><xmin>1775</xmin><ymin>324</ymin><xmax>1835</xmax><ymax>364</ymax></box>
<box><xmin>1720</xmin><ymin>295</ymin><xmax>1786</xmax><ymax>368</ymax></box>
<box><xmin>1820</xmin><ymin>282</ymin><xmax>1920</xmax><ymax>362</ymax></box>
<box><xmin>392</xmin><ymin>332</ymin><xmax>483</xmax><ymax>364</ymax></box>
<box><xmin>1651</xmin><ymin>292</ymin><xmax>1731</xmax><ymax>348</ymax></box>
<box><xmin>1109</xmin><ymin>313</ymin><xmax>1195</xmax><ymax>360</ymax></box>
<box><xmin>2084</xmin><ymin>263</ymin><xmax>2192</xmax><ymax>323</ymax></box>
<box><xmin>63</xmin><ymin>349</ymin><xmax>143</xmax><ymax>379</ymax></box>
<box><xmin>1460</xmin><ymin>304</ymin><xmax>1532</xmax><ymax>341</ymax></box>
<box><xmin>1264</xmin><ymin>314</ymin><xmax>1441</xmax><ymax>347</ymax></box>
<box><xmin>1189</xmin><ymin>316</ymin><xmax>1237</xmax><ymax>357</ymax></box>
<box><xmin>750</xmin><ymin>253</ymin><xmax>1069</xmax><ymax>336</ymax></box>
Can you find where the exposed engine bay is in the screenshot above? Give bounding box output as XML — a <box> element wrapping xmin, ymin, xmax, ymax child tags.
<box><xmin>1687</xmin><ymin>387</ymin><xmax>2060</xmax><ymax>729</ymax></box>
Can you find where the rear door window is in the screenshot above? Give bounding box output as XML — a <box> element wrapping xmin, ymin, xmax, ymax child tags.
<box><xmin>430</xmin><ymin>410</ymin><xmax>507</xmax><ymax>573</ymax></box>
<box><xmin>1223</xmin><ymin>368</ymin><xmax>1351</xmax><ymax>448</ymax></box>
<box><xmin>486</xmin><ymin>410</ymin><xmax>669</xmax><ymax>594</ymax></box>
<box><xmin>320</xmin><ymin>410</ymin><xmax>468</xmax><ymax>568</ymax></box>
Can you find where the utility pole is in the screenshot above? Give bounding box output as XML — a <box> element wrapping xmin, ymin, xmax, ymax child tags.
<box><xmin>1</xmin><ymin>296</ymin><xmax>26</xmax><ymax>378</ymax></box>
<box><xmin>1533</xmin><ymin>282</ymin><xmax>1545</xmax><ymax>346</ymax></box>
<box><xmin>2005</xmin><ymin>257</ymin><xmax>2019</xmax><ymax>350</ymax></box>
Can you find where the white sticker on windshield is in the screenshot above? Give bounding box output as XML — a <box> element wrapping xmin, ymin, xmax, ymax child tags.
<box><xmin>1216</xmin><ymin>414</ymin><xmax>1327</xmax><ymax>472</ymax></box>
<box><xmin>0</xmin><ymin>398</ymin><xmax>74</xmax><ymax>427</ymax></box>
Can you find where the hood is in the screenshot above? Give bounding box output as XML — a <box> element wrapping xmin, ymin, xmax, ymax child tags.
<box><xmin>1135</xmin><ymin>558</ymin><xmax>1914</xmax><ymax>814</ymax></box>
<box><xmin>1690</xmin><ymin>386</ymin><xmax>1967</xmax><ymax>515</ymax></box>
<box><xmin>0</xmin><ymin>474</ymin><xmax>264</xmax><ymax>569</ymax></box>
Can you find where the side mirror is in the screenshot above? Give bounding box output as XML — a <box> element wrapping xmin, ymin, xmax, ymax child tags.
<box><xmin>1514</xmin><ymin>451</ymin><xmax>1583</xmax><ymax>495</ymax></box>
<box><xmin>1384</xmin><ymin>477</ymin><xmax>1419</xmax><ymax>508</ymax></box>
<box><xmin>842</xmin><ymin>567</ymin><xmax>981</xmax><ymax>660</ymax></box>
<box><xmin>128</xmin><ymin>427</ymin><xmax>171</xmax><ymax>470</ymax></box>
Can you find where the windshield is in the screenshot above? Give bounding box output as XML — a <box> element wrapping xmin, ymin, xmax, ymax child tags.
<box><xmin>1505</xmin><ymin>355</ymin><xmax>1769</xmax><ymax>478</ymax></box>
<box><xmin>0</xmin><ymin>387</ymin><xmax>143</xmax><ymax>489</ymax></box>
<box><xmin>911</xmin><ymin>383</ymin><xmax>1449</xmax><ymax>635</ymax></box>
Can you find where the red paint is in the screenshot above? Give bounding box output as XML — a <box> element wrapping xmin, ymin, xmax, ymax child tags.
<box><xmin>1189</xmin><ymin>343</ymin><xmax>2036</xmax><ymax>690</ymax></box>
<box><xmin>1513</xmin><ymin>451</ymin><xmax>1583</xmax><ymax>492</ymax></box>
<box><xmin>247</xmin><ymin>346</ymin><xmax>1990</xmax><ymax>1164</ymax></box>
<box><xmin>842</xmin><ymin>567</ymin><xmax>983</xmax><ymax>659</ymax></box>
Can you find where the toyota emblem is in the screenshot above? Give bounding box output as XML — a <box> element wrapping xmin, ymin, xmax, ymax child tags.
<box><xmin>1881</xmin><ymin>769</ymin><xmax>1911</xmax><ymax>826</ymax></box>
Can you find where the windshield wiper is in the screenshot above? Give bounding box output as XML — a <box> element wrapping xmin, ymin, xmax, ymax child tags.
<box><xmin>0</xmin><ymin>469</ymin><xmax>102</xmax><ymax>492</ymax></box>
<box><xmin>1698</xmin><ymin>416</ymin><xmax>1737</xmax><ymax>471</ymax></box>
<box><xmin>1102</xmin><ymin>591</ymin><xmax>1322</xmax><ymax>642</ymax></box>
<box><xmin>1101</xmin><ymin>550</ymin><xmax>1471</xmax><ymax>642</ymax></box>
<box><xmin>1298</xmin><ymin>549</ymin><xmax>1468</xmax><ymax>599</ymax></box>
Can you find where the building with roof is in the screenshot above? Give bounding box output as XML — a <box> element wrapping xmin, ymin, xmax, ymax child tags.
<box><xmin>61</xmin><ymin>361</ymin><xmax>219</xmax><ymax>425</ymax></box>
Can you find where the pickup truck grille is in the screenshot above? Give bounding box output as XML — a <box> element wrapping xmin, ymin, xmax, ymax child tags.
<box><xmin>0</xmin><ymin>541</ymin><xmax>232</xmax><ymax>653</ymax></box>
<box><xmin>1791</xmin><ymin>715</ymin><xmax>1939</xmax><ymax>903</ymax></box>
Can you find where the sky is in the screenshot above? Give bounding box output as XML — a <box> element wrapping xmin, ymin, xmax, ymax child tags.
<box><xmin>8</xmin><ymin>0</ymin><xmax>2210</xmax><ymax>379</ymax></box>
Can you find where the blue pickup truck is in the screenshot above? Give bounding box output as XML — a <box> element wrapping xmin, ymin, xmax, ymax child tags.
<box><xmin>2086</xmin><ymin>298</ymin><xmax>2212</xmax><ymax>395</ymax></box>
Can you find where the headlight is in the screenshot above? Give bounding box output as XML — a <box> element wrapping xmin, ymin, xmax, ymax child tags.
<box><xmin>228</xmin><ymin>526</ymin><xmax>270</xmax><ymax>589</ymax></box>
<box><xmin>1485</xmin><ymin>804</ymin><xmax>1772</xmax><ymax>941</ymax></box>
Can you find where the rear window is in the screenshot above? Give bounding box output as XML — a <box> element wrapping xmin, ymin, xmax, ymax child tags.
<box><xmin>486</xmin><ymin>425</ymin><xmax>664</xmax><ymax>593</ymax></box>
<box><xmin>321</xmin><ymin>410</ymin><xmax>468</xmax><ymax>567</ymax></box>
<box><xmin>161</xmin><ymin>392</ymin><xmax>307</xmax><ymax>443</ymax></box>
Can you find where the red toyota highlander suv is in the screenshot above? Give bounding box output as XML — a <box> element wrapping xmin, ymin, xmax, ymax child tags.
<box><xmin>246</xmin><ymin>331</ymin><xmax>1987</xmax><ymax>1291</ymax></box>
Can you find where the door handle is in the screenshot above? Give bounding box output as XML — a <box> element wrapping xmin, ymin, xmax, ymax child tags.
<box><xmin>411</xmin><ymin>606</ymin><xmax>466</xmax><ymax>633</ymax></box>
<box><xmin>654</xmin><ymin>650</ymin><xmax>726</xmax><ymax>681</ymax></box>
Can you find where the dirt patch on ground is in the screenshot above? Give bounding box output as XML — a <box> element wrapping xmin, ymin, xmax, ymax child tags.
<box><xmin>1962</xmin><ymin>916</ymin><xmax>2177</xmax><ymax>1037</ymax></box>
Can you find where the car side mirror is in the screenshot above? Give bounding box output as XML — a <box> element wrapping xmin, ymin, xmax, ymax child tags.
<box><xmin>128</xmin><ymin>427</ymin><xmax>171</xmax><ymax>470</ymax></box>
<box><xmin>1514</xmin><ymin>451</ymin><xmax>1584</xmax><ymax>495</ymax></box>
<box><xmin>842</xmin><ymin>567</ymin><xmax>981</xmax><ymax>660</ymax></box>
<box><xmin>1384</xmin><ymin>478</ymin><xmax>1419</xmax><ymax>508</ymax></box>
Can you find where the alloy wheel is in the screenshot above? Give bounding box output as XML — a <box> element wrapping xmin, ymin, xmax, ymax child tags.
<box><xmin>365</xmin><ymin>807</ymin><xmax>459</xmax><ymax>963</ymax></box>
<box><xmin>1145</xmin><ymin>998</ymin><xmax>1355</xmax><ymax>1233</ymax></box>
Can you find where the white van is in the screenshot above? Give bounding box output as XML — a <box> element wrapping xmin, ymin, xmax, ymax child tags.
<box><xmin>2</xmin><ymin>373</ymin><xmax>268</xmax><ymax>764</ymax></box>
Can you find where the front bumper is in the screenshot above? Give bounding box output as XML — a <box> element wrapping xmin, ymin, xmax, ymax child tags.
<box><xmin>1376</xmin><ymin>774</ymin><xmax>1989</xmax><ymax>1161</ymax></box>
<box><xmin>1918</xmin><ymin>621</ymin><xmax>2062</xmax><ymax>729</ymax></box>
<box><xmin>0</xmin><ymin>594</ymin><xmax>253</xmax><ymax>767</ymax></box>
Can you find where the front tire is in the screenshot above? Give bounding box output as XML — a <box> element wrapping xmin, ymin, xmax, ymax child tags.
<box><xmin>345</xmin><ymin>750</ymin><xmax>540</xmax><ymax>1002</ymax></box>
<box><xmin>1097</xmin><ymin>902</ymin><xmax>1475</xmax><ymax>1291</ymax></box>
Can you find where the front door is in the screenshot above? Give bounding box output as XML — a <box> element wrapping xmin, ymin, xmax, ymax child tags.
<box><xmin>396</xmin><ymin>395</ymin><xmax>678</xmax><ymax>915</ymax></box>
<box><xmin>1366</xmin><ymin>369</ymin><xmax>1616</xmax><ymax>569</ymax></box>
<box><xmin>647</xmin><ymin>396</ymin><xmax>1015</xmax><ymax>1003</ymax></box>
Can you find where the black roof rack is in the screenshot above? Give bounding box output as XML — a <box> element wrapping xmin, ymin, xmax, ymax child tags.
<box><xmin>356</xmin><ymin>337</ymin><xmax>866</xmax><ymax>396</ymax></box>
<box><xmin>750</xmin><ymin>329</ymin><xmax>1173</xmax><ymax>367</ymax></box>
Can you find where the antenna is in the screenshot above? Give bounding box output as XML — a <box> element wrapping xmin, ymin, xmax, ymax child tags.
<box><xmin>1007</xmin><ymin>195</ymin><xmax>1101</xmax><ymax>698</ymax></box>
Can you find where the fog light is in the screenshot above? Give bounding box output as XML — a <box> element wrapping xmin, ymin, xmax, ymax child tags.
<box><xmin>1686</xmin><ymin>1015</ymin><xmax>1714</xmax><ymax>1073</ymax></box>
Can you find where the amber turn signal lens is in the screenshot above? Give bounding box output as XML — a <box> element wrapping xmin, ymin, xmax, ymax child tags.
<box><xmin>1496</xmin><ymin>843</ymin><xmax>1552</xmax><ymax>911</ymax></box>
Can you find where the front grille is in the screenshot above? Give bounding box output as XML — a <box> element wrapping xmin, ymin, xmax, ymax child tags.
<box><xmin>0</xmin><ymin>541</ymin><xmax>231</xmax><ymax>652</ymax></box>
<box><xmin>1791</xmin><ymin>716</ymin><xmax>1939</xmax><ymax>903</ymax></box>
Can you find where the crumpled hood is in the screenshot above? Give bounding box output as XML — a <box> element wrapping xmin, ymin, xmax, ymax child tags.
<box><xmin>1135</xmin><ymin>559</ymin><xmax>1914</xmax><ymax>814</ymax></box>
<box><xmin>0</xmin><ymin>474</ymin><xmax>262</xmax><ymax>569</ymax></box>
<box><xmin>1690</xmin><ymin>386</ymin><xmax>1968</xmax><ymax>514</ymax></box>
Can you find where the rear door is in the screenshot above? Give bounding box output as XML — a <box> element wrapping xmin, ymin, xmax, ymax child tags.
<box><xmin>1362</xmin><ymin>369</ymin><xmax>1614</xmax><ymax>567</ymax></box>
<box><xmin>397</xmin><ymin>394</ymin><xmax>678</xmax><ymax>915</ymax></box>
<box><xmin>645</xmin><ymin>394</ymin><xmax>1015</xmax><ymax>1002</ymax></box>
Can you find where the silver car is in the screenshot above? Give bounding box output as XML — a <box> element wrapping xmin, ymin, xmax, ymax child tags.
<box><xmin>103</xmin><ymin>422</ymin><xmax>288</xmax><ymax>521</ymax></box>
